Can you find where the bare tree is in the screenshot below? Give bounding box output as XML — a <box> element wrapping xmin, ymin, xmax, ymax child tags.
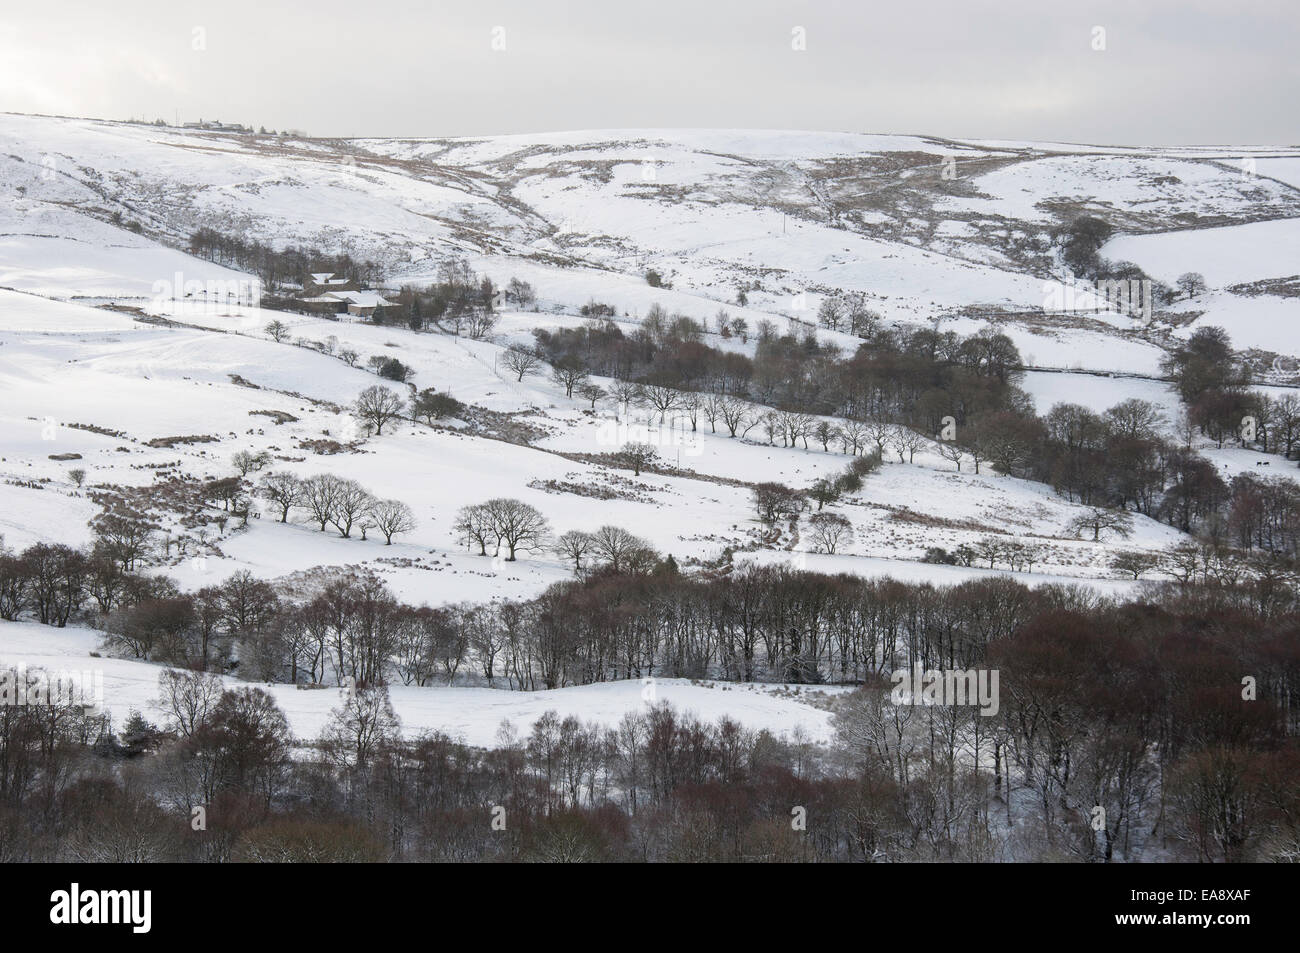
<box><xmin>154</xmin><ymin>669</ymin><xmax>224</xmax><ymax>738</ymax></box>
<box><xmin>608</xmin><ymin>379</ymin><xmax>641</xmax><ymax>415</ymax></box>
<box><xmin>506</xmin><ymin>277</ymin><xmax>536</xmax><ymax>306</ymax></box>
<box><xmin>301</xmin><ymin>474</ymin><xmax>343</xmax><ymax>532</ymax></box>
<box><xmin>1105</xmin><ymin>398</ymin><xmax>1167</xmax><ymax>441</ymax></box>
<box><xmin>555</xmin><ymin>530</ymin><xmax>593</xmax><ymax>573</ymax></box>
<box><xmin>91</xmin><ymin>514</ymin><xmax>154</xmax><ymax>572</ymax></box>
<box><xmin>836</xmin><ymin>418</ymin><xmax>869</xmax><ymax>455</ymax></box>
<box><xmin>1110</xmin><ymin>550</ymin><xmax>1160</xmax><ymax>579</ymax></box>
<box><xmin>961</xmin><ymin>435</ymin><xmax>988</xmax><ymax>475</ymax></box>
<box><xmin>501</xmin><ymin>346</ymin><xmax>543</xmax><ymax>382</ymax></box>
<box><xmin>679</xmin><ymin>391</ymin><xmax>702</xmax><ymax>431</ymax></box>
<box><xmin>320</xmin><ymin>686</ymin><xmax>402</xmax><ymax>769</ymax></box>
<box><xmin>937</xmin><ymin>442</ymin><xmax>965</xmax><ymax>471</ymax></box>
<box><xmin>483</xmin><ymin>498</ymin><xmax>550</xmax><ymax>560</ymax></box>
<box><xmin>865</xmin><ymin>420</ymin><xmax>895</xmax><ymax>458</ymax></box>
<box><xmin>258</xmin><ymin>472</ymin><xmax>303</xmax><ymax>522</ymax></box>
<box><xmin>330</xmin><ymin>479</ymin><xmax>374</xmax><ymax>538</ymax></box>
<box><xmin>1066</xmin><ymin>506</ymin><xmax>1135</xmax><ymax>542</ymax></box>
<box><xmin>354</xmin><ymin>385</ymin><xmax>406</xmax><ymax>436</ymax></box>
<box><xmin>807</xmin><ymin>512</ymin><xmax>853</xmax><ymax>554</ymax></box>
<box><xmin>232</xmin><ymin>449</ymin><xmax>271</xmax><ymax>476</ymax></box>
<box><xmin>718</xmin><ymin>394</ymin><xmax>751</xmax><ymax>438</ymax></box>
<box><xmin>589</xmin><ymin>525</ymin><xmax>647</xmax><ymax>573</ymax></box>
<box><xmin>616</xmin><ymin>441</ymin><xmax>659</xmax><ymax>476</ymax></box>
<box><xmin>817</xmin><ymin>296</ymin><xmax>847</xmax><ymax>331</ymax></box>
<box><xmin>1175</xmin><ymin>272</ymin><xmax>1208</xmax><ymax>300</ymax></box>
<box><xmin>973</xmin><ymin>536</ymin><xmax>1006</xmax><ymax>569</ymax></box>
<box><xmin>638</xmin><ymin>384</ymin><xmax>681</xmax><ymax>424</ymax></box>
<box><xmin>369</xmin><ymin>499</ymin><xmax>416</xmax><ymax>544</ymax></box>
<box><xmin>454</xmin><ymin>503</ymin><xmax>495</xmax><ymax>556</ymax></box>
<box><xmin>702</xmin><ymin>392</ymin><xmax>725</xmax><ymax>433</ymax></box>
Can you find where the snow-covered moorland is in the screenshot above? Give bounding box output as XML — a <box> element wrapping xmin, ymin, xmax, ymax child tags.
<box><xmin>2</xmin><ymin>112</ymin><xmax>1298</xmax><ymax>748</ymax></box>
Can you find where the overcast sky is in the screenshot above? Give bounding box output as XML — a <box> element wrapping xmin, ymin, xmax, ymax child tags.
<box><xmin>1</xmin><ymin>0</ymin><xmax>1296</xmax><ymax>144</ymax></box>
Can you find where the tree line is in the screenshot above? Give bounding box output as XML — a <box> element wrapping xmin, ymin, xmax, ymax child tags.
<box><xmin>2</xmin><ymin>565</ymin><xmax>1296</xmax><ymax>862</ymax></box>
<box><xmin>188</xmin><ymin>227</ymin><xmax>384</xmax><ymax>290</ymax></box>
<box><xmin>529</xmin><ymin>309</ymin><xmax>1300</xmax><ymax>558</ymax></box>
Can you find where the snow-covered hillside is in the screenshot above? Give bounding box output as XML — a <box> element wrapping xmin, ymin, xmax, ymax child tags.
<box><xmin>0</xmin><ymin>287</ymin><xmax>1184</xmax><ymax>599</ymax></box>
<box><xmin>4</xmin><ymin>113</ymin><xmax>1300</xmax><ymax>372</ymax></box>
<box><xmin>0</xmin><ymin>619</ymin><xmax>840</xmax><ymax>748</ymax></box>
<box><xmin>2</xmin><ymin>112</ymin><xmax>1298</xmax><ymax>743</ymax></box>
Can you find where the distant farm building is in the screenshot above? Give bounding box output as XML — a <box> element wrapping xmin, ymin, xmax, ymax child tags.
<box><xmin>182</xmin><ymin>119</ymin><xmax>250</xmax><ymax>133</ymax></box>
<box><xmin>304</xmin><ymin>272</ymin><xmax>357</xmax><ymax>295</ymax></box>
<box><xmin>299</xmin><ymin>280</ymin><xmax>399</xmax><ymax>320</ymax></box>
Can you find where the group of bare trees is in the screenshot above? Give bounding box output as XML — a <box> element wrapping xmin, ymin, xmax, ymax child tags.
<box><xmin>0</xmin><ymin>542</ymin><xmax>95</xmax><ymax>626</ymax></box>
<box><xmin>530</xmin><ymin>310</ymin><xmax>1022</xmax><ymax>435</ymax></box>
<box><xmin>5</xmin><ymin>528</ymin><xmax>1298</xmax><ymax>863</ymax></box>
<box><xmin>364</xmin><ymin>292</ymin><xmax>1282</xmax><ymax>570</ymax></box>
<box><xmin>554</xmin><ymin>525</ymin><xmax>659</xmax><ymax>575</ymax></box>
<box><xmin>7</xmin><ymin>647</ymin><xmax>1296</xmax><ymax>863</ymax></box>
<box><xmin>258</xmin><ymin>472</ymin><xmax>415</xmax><ymax>544</ymax></box>
<box><xmin>350</xmin><ymin>384</ymin><xmax>465</xmax><ymax>432</ymax></box>
<box><xmin>1021</xmin><ymin>394</ymin><xmax>1300</xmax><ymax>555</ymax></box>
<box><xmin>817</xmin><ymin>291</ymin><xmax>883</xmax><ymax>337</ymax></box>
<box><xmin>611</xmin><ymin>378</ymin><xmax>944</xmax><ymax>475</ymax></box>
<box><xmin>388</xmin><ymin>258</ymin><xmax>500</xmax><ymax>336</ymax></box>
<box><xmin>923</xmin><ymin>537</ymin><xmax>1045</xmax><ymax>573</ymax></box>
<box><xmin>753</xmin><ymin>452</ymin><xmax>881</xmax><ymax>529</ymax></box>
<box><xmin>529</xmin><ymin>309</ymin><xmax>1300</xmax><ymax>561</ymax></box>
<box><xmin>188</xmin><ymin>227</ymin><xmax>383</xmax><ymax>290</ymax></box>
<box><xmin>11</xmin><ymin>476</ymin><xmax>273</xmax><ymax>608</ymax></box>
<box><xmin>454</xmin><ymin>498</ymin><xmax>549</xmax><ymax>560</ymax></box>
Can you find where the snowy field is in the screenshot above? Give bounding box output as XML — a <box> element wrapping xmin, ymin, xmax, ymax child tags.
<box><xmin>0</xmin><ymin>289</ymin><xmax>1190</xmax><ymax>596</ymax></box>
<box><xmin>2</xmin><ymin>114</ymin><xmax>1299</xmax><ymax>742</ymax></box>
<box><xmin>4</xmin><ymin>113</ymin><xmax>1298</xmax><ymax>362</ymax></box>
<box><xmin>0</xmin><ymin>620</ymin><xmax>841</xmax><ymax>747</ymax></box>
<box><xmin>1101</xmin><ymin>218</ymin><xmax>1300</xmax><ymax>289</ymax></box>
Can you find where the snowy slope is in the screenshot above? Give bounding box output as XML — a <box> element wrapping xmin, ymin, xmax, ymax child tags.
<box><xmin>0</xmin><ymin>620</ymin><xmax>840</xmax><ymax>747</ymax></box>
<box><xmin>0</xmin><ymin>288</ymin><xmax>1197</xmax><ymax>596</ymax></box>
<box><xmin>3</xmin><ymin>113</ymin><xmax>1300</xmax><ymax>739</ymax></box>
<box><xmin>4</xmin><ymin>113</ymin><xmax>1299</xmax><ymax>364</ymax></box>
